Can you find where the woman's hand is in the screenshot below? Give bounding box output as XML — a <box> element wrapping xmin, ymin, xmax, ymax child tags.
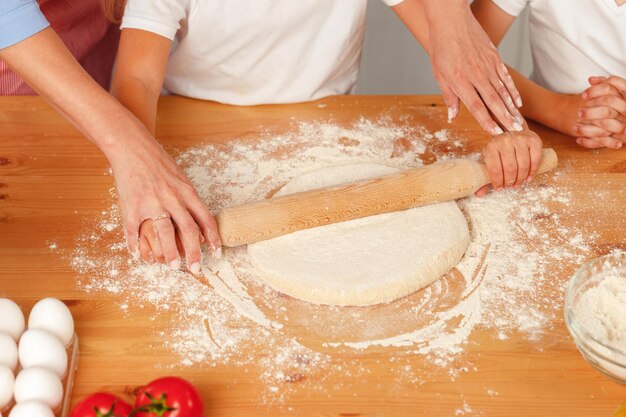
<box><xmin>108</xmin><ymin>135</ymin><xmax>222</xmax><ymax>273</ymax></box>
<box><xmin>422</xmin><ymin>0</ymin><xmax>524</xmax><ymax>135</ymax></box>
<box><xmin>574</xmin><ymin>76</ymin><xmax>625</xmax><ymax>149</ymax></box>
<box><xmin>476</xmin><ymin>130</ymin><xmax>543</xmax><ymax>197</ymax></box>
<box><xmin>0</xmin><ymin>27</ymin><xmax>221</xmax><ymax>273</ymax></box>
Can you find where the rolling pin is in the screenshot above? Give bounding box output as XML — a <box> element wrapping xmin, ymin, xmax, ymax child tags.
<box><xmin>217</xmin><ymin>148</ymin><xmax>558</xmax><ymax>247</ymax></box>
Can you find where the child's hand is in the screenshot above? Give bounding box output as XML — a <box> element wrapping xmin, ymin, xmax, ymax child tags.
<box><xmin>476</xmin><ymin>130</ymin><xmax>543</xmax><ymax>197</ymax></box>
<box><xmin>575</xmin><ymin>75</ymin><xmax>625</xmax><ymax>149</ymax></box>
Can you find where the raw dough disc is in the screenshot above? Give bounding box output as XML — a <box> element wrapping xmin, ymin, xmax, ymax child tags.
<box><xmin>247</xmin><ymin>163</ymin><xmax>470</xmax><ymax>306</ymax></box>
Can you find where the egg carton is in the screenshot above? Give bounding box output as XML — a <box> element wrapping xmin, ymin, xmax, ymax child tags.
<box><xmin>60</xmin><ymin>334</ymin><xmax>79</xmax><ymax>417</ymax></box>
<box><xmin>3</xmin><ymin>334</ymin><xmax>79</xmax><ymax>417</ymax></box>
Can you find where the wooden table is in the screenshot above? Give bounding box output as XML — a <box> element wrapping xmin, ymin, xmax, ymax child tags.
<box><xmin>1</xmin><ymin>96</ymin><xmax>624</xmax><ymax>416</ymax></box>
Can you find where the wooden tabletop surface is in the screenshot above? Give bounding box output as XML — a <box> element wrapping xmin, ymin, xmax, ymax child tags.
<box><xmin>0</xmin><ymin>95</ymin><xmax>625</xmax><ymax>416</ymax></box>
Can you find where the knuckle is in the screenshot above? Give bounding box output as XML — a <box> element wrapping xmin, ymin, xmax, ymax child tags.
<box><xmin>469</xmin><ymin>100</ymin><xmax>484</xmax><ymax>113</ymax></box>
<box><xmin>182</xmin><ymin>182</ymin><xmax>198</xmax><ymax>196</ymax></box>
<box><xmin>485</xmin><ymin>91</ymin><xmax>500</xmax><ymax>104</ymax></box>
<box><xmin>180</xmin><ymin>221</ymin><xmax>198</xmax><ymax>235</ymax></box>
<box><xmin>601</xmin><ymin>96</ymin><xmax>614</xmax><ymax>106</ymax></box>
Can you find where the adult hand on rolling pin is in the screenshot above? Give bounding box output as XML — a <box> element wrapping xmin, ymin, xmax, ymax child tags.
<box><xmin>475</xmin><ymin>130</ymin><xmax>543</xmax><ymax>197</ymax></box>
<box><xmin>422</xmin><ymin>0</ymin><xmax>524</xmax><ymax>135</ymax></box>
<box><xmin>109</xmin><ymin>135</ymin><xmax>222</xmax><ymax>274</ymax></box>
<box><xmin>574</xmin><ymin>75</ymin><xmax>626</xmax><ymax>149</ymax></box>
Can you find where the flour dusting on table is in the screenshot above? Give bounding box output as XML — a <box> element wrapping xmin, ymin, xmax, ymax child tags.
<box><xmin>70</xmin><ymin>117</ymin><xmax>604</xmax><ymax>406</ymax></box>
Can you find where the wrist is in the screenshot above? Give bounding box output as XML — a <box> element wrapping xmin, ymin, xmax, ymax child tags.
<box><xmin>421</xmin><ymin>0</ymin><xmax>468</xmax><ymax>18</ymax></box>
<box><xmin>98</xmin><ymin>119</ymin><xmax>156</xmax><ymax>166</ymax></box>
<box><xmin>552</xmin><ymin>95</ymin><xmax>580</xmax><ymax>136</ymax></box>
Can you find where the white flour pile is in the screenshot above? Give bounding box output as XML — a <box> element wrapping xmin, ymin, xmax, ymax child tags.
<box><xmin>69</xmin><ymin>117</ymin><xmax>611</xmax><ymax>406</ymax></box>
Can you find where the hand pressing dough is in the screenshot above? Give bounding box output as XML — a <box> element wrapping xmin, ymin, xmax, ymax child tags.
<box><xmin>247</xmin><ymin>163</ymin><xmax>470</xmax><ymax>306</ymax></box>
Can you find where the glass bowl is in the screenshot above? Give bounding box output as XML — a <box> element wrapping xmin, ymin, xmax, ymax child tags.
<box><xmin>564</xmin><ymin>252</ymin><xmax>626</xmax><ymax>384</ymax></box>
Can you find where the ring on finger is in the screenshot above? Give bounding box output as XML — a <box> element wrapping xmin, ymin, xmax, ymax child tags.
<box><xmin>152</xmin><ymin>212</ymin><xmax>171</xmax><ymax>222</ymax></box>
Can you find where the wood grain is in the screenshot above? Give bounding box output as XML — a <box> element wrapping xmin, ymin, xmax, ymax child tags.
<box><xmin>0</xmin><ymin>95</ymin><xmax>624</xmax><ymax>416</ymax></box>
<box><xmin>217</xmin><ymin>149</ymin><xmax>558</xmax><ymax>246</ymax></box>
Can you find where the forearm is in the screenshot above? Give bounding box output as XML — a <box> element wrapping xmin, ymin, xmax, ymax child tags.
<box><xmin>391</xmin><ymin>0</ymin><xmax>430</xmax><ymax>53</ymax></box>
<box><xmin>508</xmin><ymin>67</ymin><xmax>573</xmax><ymax>134</ymax></box>
<box><xmin>0</xmin><ymin>28</ymin><xmax>154</xmax><ymax>161</ymax></box>
<box><xmin>110</xmin><ymin>29</ymin><xmax>172</xmax><ymax>135</ymax></box>
<box><xmin>111</xmin><ymin>74</ymin><xmax>160</xmax><ymax>135</ymax></box>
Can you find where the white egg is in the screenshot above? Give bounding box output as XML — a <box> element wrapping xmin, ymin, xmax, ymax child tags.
<box><xmin>18</xmin><ymin>329</ymin><xmax>68</xmax><ymax>378</ymax></box>
<box><xmin>0</xmin><ymin>333</ymin><xmax>18</xmax><ymax>371</ymax></box>
<box><xmin>28</xmin><ymin>298</ymin><xmax>74</xmax><ymax>347</ymax></box>
<box><xmin>0</xmin><ymin>299</ymin><xmax>25</xmax><ymax>342</ymax></box>
<box><xmin>14</xmin><ymin>367</ymin><xmax>63</xmax><ymax>410</ymax></box>
<box><xmin>8</xmin><ymin>401</ymin><xmax>55</xmax><ymax>417</ymax></box>
<box><xmin>0</xmin><ymin>365</ymin><xmax>14</xmax><ymax>409</ymax></box>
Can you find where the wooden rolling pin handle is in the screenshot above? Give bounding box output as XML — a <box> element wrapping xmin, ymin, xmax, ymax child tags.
<box><xmin>217</xmin><ymin>148</ymin><xmax>558</xmax><ymax>247</ymax></box>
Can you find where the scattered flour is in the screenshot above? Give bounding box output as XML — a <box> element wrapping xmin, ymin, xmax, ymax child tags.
<box><xmin>69</xmin><ymin>117</ymin><xmax>616</xmax><ymax>408</ymax></box>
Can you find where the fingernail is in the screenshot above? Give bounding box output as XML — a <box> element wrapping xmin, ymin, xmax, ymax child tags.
<box><xmin>582</xmin><ymin>92</ymin><xmax>588</xmax><ymax>99</ymax></box>
<box><xmin>515</xmin><ymin>97</ymin><xmax>523</xmax><ymax>108</ymax></box>
<box><xmin>512</xmin><ymin>122</ymin><xmax>523</xmax><ymax>132</ymax></box>
<box><xmin>493</xmin><ymin>126</ymin><xmax>504</xmax><ymax>135</ymax></box>
<box><xmin>189</xmin><ymin>262</ymin><xmax>201</xmax><ymax>275</ymax></box>
<box><xmin>617</xmin><ymin>142</ymin><xmax>623</xmax><ymax>149</ymax></box>
<box><xmin>447</xmin><ymin>107</ymin><xmax>458</xmax><ymax>122</ymax></box>
<box><xmin>199</xmin><ymin>234</ymin><xmax>206</xmax><ymax>243</ymax></box>
<box><xmin>214</xmin><ymin>247</ymin><xmax>222</xmax><ymax>259</ymax></box>
<box><xmin>527</xmin><ymin>176</ymin><xmax>533</xmax><ymax>183</ymax></box>
<box><xmin>169</xmin><ymin>258</ymin><xmax>181</xmax><ymax>270</ymax></box>
<box><xmin>515</xmin><ymin>115</ymin><xmax>524</xmax><ymax>125</ymax></box>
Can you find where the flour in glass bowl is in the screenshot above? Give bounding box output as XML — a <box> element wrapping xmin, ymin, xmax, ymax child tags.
<box><xmin>70</xmin><ymin>117</ymin><xmax>608</xmax><ymax>405</ymax></box>
<box><xmin>574</xmin><ymin>271</ymin><xmax>626</xmax><ymax>348</ymax></box>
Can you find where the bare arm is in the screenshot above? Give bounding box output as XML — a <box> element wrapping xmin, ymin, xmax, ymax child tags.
<box><xmin>0</xmin><ymin>27</ymin><xmax>140</xmax><ymax>158</ymax></box>
<box><xmin>111</xmin><ymin>29</ymin><xmax>172</xmax><ymax>135</ymax></box>
<box><xmin>389</xmin><ymin>0</ymin><xmax>429</xmax><ymax>51</ymax></box>
<box><xmin>0</xmin><ymin>27</ymin><xmax>221</xmax><ymax>271</ymax></box>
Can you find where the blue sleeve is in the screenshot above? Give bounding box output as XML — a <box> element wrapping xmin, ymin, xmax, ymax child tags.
<box><xmin>0</xmin><ymin>0</ymin><xmax>50</xmax><ymax>49</ymax></box>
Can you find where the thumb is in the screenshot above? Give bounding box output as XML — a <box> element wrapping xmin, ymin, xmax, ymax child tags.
<box><xmin>474</xmin><ymin>185</ymin><xmax>490</xmax><ymax>197</ymax></box>
<box><xmin>588</xmin><ymin>75</ymin><xmax>607</xmax><ymax>86</ymax></box>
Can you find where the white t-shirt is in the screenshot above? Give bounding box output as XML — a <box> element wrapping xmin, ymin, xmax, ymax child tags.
<box><xmin>492</xmin><ymin>0</ymin><xmax>626</xmax><ymax>94</ymax></box>
<box><xmin>121</xmin><ymin>0</ymin><xmax>402</xmax><ymax>105</ymax></box>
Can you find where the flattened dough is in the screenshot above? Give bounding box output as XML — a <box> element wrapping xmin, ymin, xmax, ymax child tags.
<box><xmin>247</xmin><ymin>164</ymin><xmax>470</xmax><ymax>306</ymax></box>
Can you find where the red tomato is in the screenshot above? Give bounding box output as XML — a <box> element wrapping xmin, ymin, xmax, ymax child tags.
<box><xmin>71</xmin><ymin>392</ymin><xmax>133</xmax><ymax>417</ymax></box>
<box><xmin>133</xmin><ymin>376</ymin><xmax>203</xmax><ymax>417</ymax></box>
